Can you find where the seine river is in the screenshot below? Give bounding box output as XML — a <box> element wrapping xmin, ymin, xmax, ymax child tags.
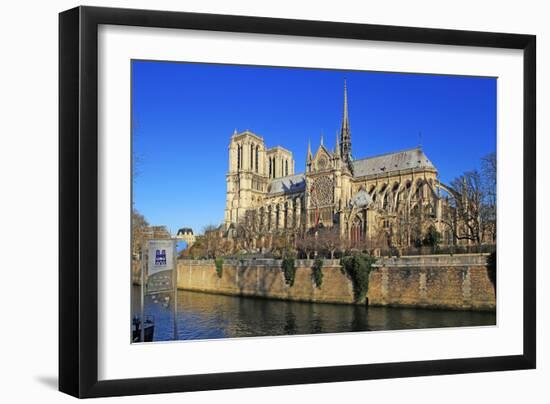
<box><xmin>132</xmin><ymin>286</ymin><xmax>496</xmax><ymax>342</ymax></box>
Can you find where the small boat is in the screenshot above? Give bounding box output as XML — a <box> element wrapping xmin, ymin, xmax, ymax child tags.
<box><xmin>132</xmin><ymin>315</ymin><xmax>155</xmax><ymax>342</ymax></box>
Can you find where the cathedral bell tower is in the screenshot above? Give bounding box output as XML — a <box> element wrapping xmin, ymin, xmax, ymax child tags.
<box><xmin>224</xmin><ymin>130</ymin><xmax>267</xmax><ymax>230</ymax></box>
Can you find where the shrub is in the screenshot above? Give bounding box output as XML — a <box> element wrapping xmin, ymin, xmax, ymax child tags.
<box><xmin>281</xmin><ymin>257</ymin><xmax>296</xmax><ymax>286</ymax></box>
<box><xmin>423</xmin><ymin>224</ymin><xmax>442</xmax><ymax>247</ymax></box>
<box><xmin>340</xmin><ymin>254</ymin><xmax>376</xmax><ymax>301</ymax></box>
<box><xmin>214</xmin><ymin>257</ymin><xmax>224</xmax><ymax>278</ymax></box>
<box><xmin>312</xmin><ymin>258</ymin><xmax>324</xmax><ymax>288</ymax></box>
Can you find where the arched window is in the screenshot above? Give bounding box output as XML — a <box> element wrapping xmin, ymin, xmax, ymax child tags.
<box><xmin>273</xmin><ymin>158</ymin><xmax>276</xmax><ymax>178</ymax></box>
<box><xmin>255</xmin><ymin>146</ymin><xmax>259</xmax><ymax>172</ymax></box>
<box><xmin>285</xmin><ymin>160</ymin><xmax>288</xmax><ymax>176</ymax></box>
<box><xmin>351</xmin><ymin>218</ymin><xmax>363</xmax><ymax>244</ymax></box>
<box><xmin>237</xmin><ymin>145</ymin><xmax>241</xmax><ymax>169</ymax></box>
<box><xmin>250</xmin><ymin>144</ymin><xmax>254</xmax><ymax>169</ymax></box>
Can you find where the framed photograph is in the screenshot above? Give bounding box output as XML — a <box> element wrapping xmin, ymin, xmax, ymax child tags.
<box><xmin>59</xmin><ymin>6</ymin><xmax>536</xmax><ymax>398</ymax></box>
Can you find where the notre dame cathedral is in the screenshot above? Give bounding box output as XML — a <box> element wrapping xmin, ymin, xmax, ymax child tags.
<box><xmin>224</xmin><ymin>81</ymin><xmax>457</xmax><ymax>247</ymax></box>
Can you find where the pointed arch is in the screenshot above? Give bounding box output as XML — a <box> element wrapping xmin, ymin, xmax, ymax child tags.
<box><xmin>238</xmin><ymin>144</ymin><xmax>242</xmax><ymax>169</ymax></box>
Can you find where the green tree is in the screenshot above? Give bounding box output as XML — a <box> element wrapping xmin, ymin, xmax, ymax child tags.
<box><xmin>423</xmin><ymin>224</ymin><xmax>441</xmax><ymax>247</ymax></box>
<box><xmin>312</xmin><ymin>258</ymin><xmax>324</xmax><ymax>288</ymax></box>
<box><xmin>341</xmin><ymin>254</ymin><xmax>377</xmax><ymax>301</ymax></box>
<box><xmin>281</xmin><ymin>257</ymin><xmax>296</xmax><ymax>286</ymax></box>
<box><xmin>214</xmin><ymin>257</ymin><xmax>224</xmax><ymax>278</ymax></box>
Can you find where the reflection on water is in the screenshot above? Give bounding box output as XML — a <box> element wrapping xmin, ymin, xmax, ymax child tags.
<box><xmin>131</xmin><ymin>286</ymin><xmax>496</xmax><ymax>342</ymax></box>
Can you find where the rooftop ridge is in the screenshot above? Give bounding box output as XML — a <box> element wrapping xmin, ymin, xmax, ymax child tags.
<box><xmin>266</xmin><ymin>145</ymin><xmax>293</xmax><ymax>154</ymax></box>
<box><xmin>353</xmin><ymin>146</ymin><xmax>423</xmax><ymax>162</ymax></box>
<box><xmin>234</xmin><ymin>130</ymin><xmax>264</xmax><ymax>141</ymax></box>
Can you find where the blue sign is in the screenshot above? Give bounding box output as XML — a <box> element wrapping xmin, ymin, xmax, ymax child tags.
<box><xmin>155</xmin><ymin>249</ymin><xmax>167</xmax><ymax>266</ymax></box>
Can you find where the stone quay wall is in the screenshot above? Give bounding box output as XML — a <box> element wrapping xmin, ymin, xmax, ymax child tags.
<box><xmin>368</xmin><ymin>255</ymin><xmax>495</xmax><ymax>311</ymax></box>
<box><xmin>176</xmin><ymin>259</ymin><xmax>355</xmax><ymax>305</ymax></box>
<box><xmin>175</xmin><ymin>254</ymin><xmax>495</xmax><ymax>311</ymax></box>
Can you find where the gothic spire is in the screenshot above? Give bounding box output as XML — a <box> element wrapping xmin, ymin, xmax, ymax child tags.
<box><xmin>307</xmin><ymin>139</ymin><xmax>312</xmax><ymax>162</ymax></box>
<box><xmin>340</xmin><ymin>79</ymin><xmax>353</xmax><ymax>167</ymax></box>
<box><xmin>334</xmin><ymin>131</ymin><xmax>340</xmax><ymax>154</ymax></box>
<box><xmin>342</xmin><ymin>79</ymin><xmax>350</xmax><ymax>132</ymax></box>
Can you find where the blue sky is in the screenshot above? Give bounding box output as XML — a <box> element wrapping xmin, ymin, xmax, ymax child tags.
<box><xmin>132</xmin><ymin>60</ymin><xmax>496</xmax><ymax>235</ymax></box>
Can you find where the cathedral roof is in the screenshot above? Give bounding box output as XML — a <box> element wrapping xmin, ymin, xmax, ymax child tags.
<box><xmin>352</xmin><ymin>147</ymin><xmax>435</xmax><ymax>177</ymax></box>
<box><xmin>268</xmin><ymin>173</ymin><xmax>305</xmax><ymax>195</ymax></box>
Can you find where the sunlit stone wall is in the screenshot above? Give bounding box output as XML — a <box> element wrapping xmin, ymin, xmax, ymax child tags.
<box><xmin>176</xmin><ymin>259</ymin><xmax>355</xmax><ymax>305</ymax></box>
<box><xmin>174</xmin><ymin>255</ymin><xmax>496</xmax><ymax>311</ymax></box>
<box><xmin>367</xmin><ymin>254</ymin><xmax>496</xmax><ymax>311</ymax></box>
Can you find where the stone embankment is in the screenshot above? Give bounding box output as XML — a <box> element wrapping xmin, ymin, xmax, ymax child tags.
<box><xmin>171</xmin><ymin>254</ymin><xmax>495</xmax><ymax>311</ymax></box>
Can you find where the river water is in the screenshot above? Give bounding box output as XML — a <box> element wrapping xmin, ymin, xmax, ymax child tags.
<box><xmin>132</xmin><ymin>286</ymin><xmax>496</xmax><ymax>342</ymax></box>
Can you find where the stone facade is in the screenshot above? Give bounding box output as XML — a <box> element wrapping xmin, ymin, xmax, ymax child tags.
<box><xmin>224</xmin><ymin>81</ymin><xmax>460</xmax><ymax>247</ymax></box>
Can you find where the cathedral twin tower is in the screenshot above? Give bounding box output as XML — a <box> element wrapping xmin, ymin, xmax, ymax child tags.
<box><xmin>225</xmin><ymin>81</ymin><xmax>348</xmax><ymax>231</ymax></box>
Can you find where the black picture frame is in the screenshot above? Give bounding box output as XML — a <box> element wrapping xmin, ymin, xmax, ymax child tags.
<box><xmin>59</xmin><ymin>6</ymin><xmax>536</xmax><ymax>398</ymax></box>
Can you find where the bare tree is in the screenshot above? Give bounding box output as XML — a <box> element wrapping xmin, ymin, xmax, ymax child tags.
<box><xmin>234</xmin><ymin>210</ymin><xmax>261</xmax><ymax>253</ymax></box>
<box><xmin>271</xmin><ymin>230</ymin><xmax>295</xmax><ymax>258</ymax></box>
<box><xmin>317</xmin><ymin>226</ymin><xmax>341</xmax><ymax>259</ymax></box>
<box><xmin>481</xmin><ymin>152</ymin><xmax>497</xmax><ymax>243</ymax></box>
<box><xmin>438</xmin><ymin>151</ymin><xmax>497</xmax><ymax>247</ymax></box>
<box><xmin>481</xmin><ymin>152</ymin><xmax>497</xmax><ymax>193</ymax></box>
<box><xmin>395</xmin><ymin>207</ymin><xmax>422</xmax><ymax>248</ymax></box>
<box><xmin>366</xmin><ymin>222</ymin><xmax>392</xmax><ymax>253</ymax></box>
<box><xmin>202</xmin><ymin>224</ymin><xmax>223</xmax><ymax>258</ymax></box>
<box><xmin>339</xmin><ymin>234</ymin><xmax>354</xmax><ymax>256</ymax></box>
<box><xmin>444</xmin><ymin>171</ymin><xmax>483</xmax><ymax>244</ymax></box>
<box><xmin>131</xmin><ymin>209</ymin><xmax>149</xmax><ymax>259</ymax></box>
<box><xmin>185</xmin><ymin>236</ymin><xmax>209</xmax><ymax>259</ymax></box>
<box><xmin>218</xmin><ymin>237</ymin><xmax>234</xmax><ymax>256</ymax></box>
<box><xmin>296</xmin><ymin>231</ymin><xmax>317</xmax><ymax>259</ymax></box>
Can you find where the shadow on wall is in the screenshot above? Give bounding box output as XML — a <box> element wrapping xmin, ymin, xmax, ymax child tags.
<box><xmin>486</xmin><ymin>252</ymin><xmax>496</xmax><ymax>295</ymax></box>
